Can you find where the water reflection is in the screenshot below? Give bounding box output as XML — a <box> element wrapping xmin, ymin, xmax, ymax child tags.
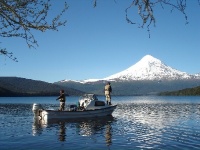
<box><xmin>105</xmin><ymin>124</ymin><xmax>112</xmax><ymax>146</ymax></box>
<box><xmin>32</xmin><ymin>117</ymin><xmax>43</xmax><ymax>136</ymax></box>
<box><xmin>115</xmin><ymin>103</ymin><xmax>200</xmax><ymax>129</ymax></box>
<box><xmin>32</xmin><ymin>116</ymin><xmax>115</xmax><ymax>145</ymax></box>
<box><xmin>114</xmin><ymin>103</ymin><xmax>200</xmax><ymax>149</ymax></box>
<box><xmin>58</xmin><ymin>121</ymin><xmax>66</xmax><ymax>142</ymax></box>
<box><xmin>2</xmin><ymin>97</ymin><xmax>200</xmax><ymax>149</ymax></box>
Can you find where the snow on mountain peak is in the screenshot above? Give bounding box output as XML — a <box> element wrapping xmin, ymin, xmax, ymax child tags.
<box><xmin>140</xmin><ymin>54</ymin><xmax>160</xmax><ymax>62</ymax></box>
<box><xmin>61</xmin><ymin>55</ymin><xmax>198</xmax><ymax>83</ymax></box>
<box><xmin>103</xmin><ymin>55</ymin><xmax>191</xmax><ymax>81</ymax></box>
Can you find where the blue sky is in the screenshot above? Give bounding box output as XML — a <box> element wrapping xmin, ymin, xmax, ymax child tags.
<box><xmin>1</xmin><ymin>1</ymin><xmax>200</xmax><ymax>83</ymax></box>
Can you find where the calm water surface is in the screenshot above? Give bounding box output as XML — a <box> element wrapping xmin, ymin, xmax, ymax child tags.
<box><xmin>0</xmin><ymin>96</ymin><xmax>200</xmax><ymax>150</ymax></box>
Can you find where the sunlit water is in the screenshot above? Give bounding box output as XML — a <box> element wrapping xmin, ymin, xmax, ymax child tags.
<box><xmin>1</xmin><ymin>96</ymin><xmax>200</xmax><ymax>150</ymax></box>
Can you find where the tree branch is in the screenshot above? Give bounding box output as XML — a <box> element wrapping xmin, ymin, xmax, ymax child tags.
<box><xmin>0</xmin><ymin>0</ymin><xmax>68</xmax><ymax>61</ymax></box>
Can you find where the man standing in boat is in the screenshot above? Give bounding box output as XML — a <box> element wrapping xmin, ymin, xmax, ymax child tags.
<box><xmin>104</xmin><ymin>82</ymin><xmax>112</xmax><ymax>105</ymax></box>
<box><xmin>56</xmin><ymin>90</ymin><xmax>66</xmax><ymax>111</ymax></box>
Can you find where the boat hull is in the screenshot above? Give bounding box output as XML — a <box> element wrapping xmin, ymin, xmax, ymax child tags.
<box><xmin>39</xmin><ymin>105</ymin><xmax>117</xmax><ymax>120</ymax></box>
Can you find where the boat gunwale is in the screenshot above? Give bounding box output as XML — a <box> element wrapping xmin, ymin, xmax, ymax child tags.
<box><xmin>43</xmin><ymin>105</ymin><xmax>117</xmax><ymax>113</ymax></box>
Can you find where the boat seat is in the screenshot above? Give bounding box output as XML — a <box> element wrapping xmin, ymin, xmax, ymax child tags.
<box><xmin>95</xmin><ymin>101</ymin><xmax>105</xmax><ymax>106</ymax></box>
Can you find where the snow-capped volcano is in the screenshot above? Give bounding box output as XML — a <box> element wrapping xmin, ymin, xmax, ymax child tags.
<box><xmin>103</xmin><ymin>55</ymin><xmax>192</xmax><ymax>81</ymax></box>
<box><xmin>60</xmin><ymin>55</ymin><xmax>198</xmax><ymax>84</ymax></box>
<box><xmin>56</xmin><ymin>55</ymin><xmax>200</xmax><ymax>95</ymax></box>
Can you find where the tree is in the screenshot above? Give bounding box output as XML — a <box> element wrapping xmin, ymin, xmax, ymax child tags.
<box><xmin>94</xmin><ymin>0</ymin><xmax>200</xmax><ymax>37</ymax></box>
<box><xmin>0</xmin><ymin>0</ymin><xmax>68</xmax><ymax>61</ymax></box>
<box><xmin>1</xmin><ymin>0</ymin><xmax>199</xmax><ymax>61</ymax></box>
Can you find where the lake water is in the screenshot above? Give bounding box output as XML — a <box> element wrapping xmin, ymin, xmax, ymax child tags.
<box><xmin>1</xmin><ymin>96</ymin><xmax>200</xmax><ymax>150</ymax></box>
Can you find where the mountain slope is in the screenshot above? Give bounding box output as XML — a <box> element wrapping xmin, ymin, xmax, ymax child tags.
<box><xmin>55</xmin><ymin>55</ymin><xmax>200</xmax><ymax>95</ymax></box>
<box><xmin>104</xmin><ymin>55</ymin><xmax>192</xmax><ymax>81</ymax></box>
<box><xmin>61</xmin><ymin>55</ymin><xmax>198</xmax><ymax>83</ymax></box>
<box><xmin>0</xmin><ymin>77</ymin><xmax>84</xmax><ymax>96</ymax></box>
<box><xmin>55</xmin><ymin>79</ymin><xmax>200</xmax><ymax>96</ymax></box>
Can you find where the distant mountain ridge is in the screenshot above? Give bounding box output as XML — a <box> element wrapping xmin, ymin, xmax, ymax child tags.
<box><xmin>56</xmin><ymin>55</ymin><xmax>200</xmax><ymax>95</ymax></box>
<box><xmin>1</xmin><ymin>55</ymin><xmax>200</xmax><ymax>96</ymax></box>
<box><xmin>0</xmin><ymin>77</ymin><xmax>84</xmax><ymax>96</ymax></box>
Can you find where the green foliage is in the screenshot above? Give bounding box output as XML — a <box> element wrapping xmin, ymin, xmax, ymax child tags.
<box><xmin>159</xmin><ymin>86</ymin><xmax>200</xmax><ymax>96</ymax></box>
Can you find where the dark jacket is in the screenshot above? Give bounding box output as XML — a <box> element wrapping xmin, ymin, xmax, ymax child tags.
<box><xmin>56</xmin><ymin>93</ymin><xmax>66</xmax><ymax>102</ymax></box>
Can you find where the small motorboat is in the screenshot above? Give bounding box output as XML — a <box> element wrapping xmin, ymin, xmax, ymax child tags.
<box><xmin>32</xmin><ymin>94</ymin><xmax>117</xmax><ymax>120</ymax></box>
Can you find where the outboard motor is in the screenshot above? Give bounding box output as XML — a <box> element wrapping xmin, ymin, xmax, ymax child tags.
<box><xmin>32</xmin><ymin>103</ymin><xmax>43</xmax><ymax>116</ymax></box>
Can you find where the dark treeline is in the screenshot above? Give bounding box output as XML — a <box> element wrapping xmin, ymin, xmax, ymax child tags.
<box><xmin>0</xmin><ymin>77</ymin><xmax>84</xmax><ymax>97</ymax></box>
<box><xmin>159</xmin><ymin>86</ymin><xmax>200</xmax><ymax>96</ymax></box>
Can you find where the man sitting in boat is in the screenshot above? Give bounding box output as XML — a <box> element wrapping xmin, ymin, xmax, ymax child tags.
<box><xmin>56</xmin><ymin>90</ymin><xmax>66</xmax><ymax>111</ymax></box>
